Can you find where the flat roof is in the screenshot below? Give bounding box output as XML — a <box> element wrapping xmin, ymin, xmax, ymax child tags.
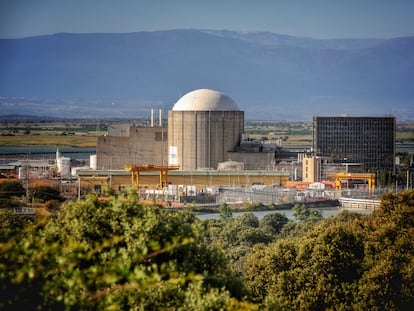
<box><xmin>77</xmin><ymin>169</ymin><xmax>290</xmax><ymax>177</ymax></box>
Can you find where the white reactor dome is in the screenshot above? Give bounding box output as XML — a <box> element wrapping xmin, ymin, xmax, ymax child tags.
<box><xmin>172</xmin><ymin>89</ymin><xmax>240</xmax><ymax>111</ymax></box>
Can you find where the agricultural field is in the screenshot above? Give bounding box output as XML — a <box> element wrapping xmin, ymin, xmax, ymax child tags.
<box><xmin>245</xmin><ymin>120</ymin><xmax>414</xmax><ymax>146</ymax></box>
<box><xmin>396</xmin><ymin>121</ymin><xmax>414</xmax><ymax>143</ymax></box>
<box><xmin>245</xmin><ymin>120</ymin><xmax>312</xmax><ymax>146</ymax></box>
<box><xmin>0</xmin><ymin>117</ymin><xmax>109</xmax><ymax>147</ymax></box>
<box><xmin>1</xmin><ymin>117</ymin><xmax>413</xmax><ymax>147</ymax></box>
<box><xmin>0</xmin><ymin>132</ymin><xmax>102</xmax><ymax>147</ymax></box>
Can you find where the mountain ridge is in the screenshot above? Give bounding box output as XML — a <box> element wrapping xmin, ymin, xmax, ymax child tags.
<box><xmin>0</xmin><ymin>29</ymin><xmax>413</xmax><ymax>120</ymax></box>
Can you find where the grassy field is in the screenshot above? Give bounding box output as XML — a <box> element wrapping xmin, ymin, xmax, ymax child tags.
<box><xmin>0</xmin><ymin>133</ymin><xmax>102</xmax><ymax>147</ymax></box>
<box><xmin>1</xmin><ymin>119</ymin><xmax>413</xmax><ymax>147</ymax></box>
<box><xmin>245</xmin><ymin>120</ymin><xmax>414</xmax><ymax>146</ymax></box>
<box><xmin>0</xmin><ymin>119</ymin><xmax>106</xmax><ymax>147</ymax></box>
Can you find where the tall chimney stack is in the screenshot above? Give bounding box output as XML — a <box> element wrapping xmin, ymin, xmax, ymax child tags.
<box><xmin>151</xmin><ymin>109</ymin><xmax>154</xmax><ymax>127</ymax></box>
<box><xmin>159</xmin><ymin>109</ymin><xmax>162</xmax><ymax>127</ymax></box>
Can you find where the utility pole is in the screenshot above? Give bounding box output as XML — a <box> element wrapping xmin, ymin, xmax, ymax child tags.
<box><xmin>78</xmin><ymin>176</ymin><xmax>81</xmax><ymax>200</ymax></box>
<box><xmin>25</xmin><ymin>154</ymin><xmax>29</xmax><ymax>205</ymax></box>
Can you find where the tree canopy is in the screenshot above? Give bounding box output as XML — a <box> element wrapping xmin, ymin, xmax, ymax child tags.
<box><xmin>1</xmin><ymin>190</ymin><xmax>414</xmax><ymax>310</ymax></box>
<box><xmin>28</xmin><ymin>185</ymin><xmax>64</xmax><ymax>203</ymax></box>
<box><xmin>0</xmin><ymin>180</ymin><xmax>25</xmax><ymax>199</ymax></box>
<box><xmin>244</xmin><ymin>191</ymin><xmax>414</xmax><ymax>310</ymax></box>
<box><xmin>0</xmin><ymin>193</ymin><xmax>252</xmax><ymax>310</ymax></box>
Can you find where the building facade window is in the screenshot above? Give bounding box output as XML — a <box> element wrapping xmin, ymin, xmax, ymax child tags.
<box><xmin>313</xmin><ymin>116</ymin><xmax>395</xmax><ymax>172</ymax></box>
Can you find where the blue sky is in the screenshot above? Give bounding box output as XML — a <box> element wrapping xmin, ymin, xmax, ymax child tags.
<box><xmin>1</xmin><ymin>0</ymin><xmax>414</xmax><ymax>39</ymax></box>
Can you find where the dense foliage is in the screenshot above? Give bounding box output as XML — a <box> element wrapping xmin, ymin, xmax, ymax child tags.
<box><xmin>0</xmin><ymin>181</ymin><xmax>26</xmax><ymax>210</ymax></box>
<box><xmin>243</xmin><ymin>191</ymin><xmax>414</xmax><ymax>310</ymax></box>
<box><xmin>29</xmin><ymin>185</ymin><xmax>64</xmax><ymax>203</ymax></box>
<box><xmin>1</xmin><ymin>190</ymin><xmax>414</xmax><ymax>310</ymax></box>
<box><xmin>0</xmin><ymin>193</ymin><xmax>251</xmax><ymax>310</ymax></box>
<box><xmin>0</xmin><ymin>180</ymin><xmax>25</xmax><ymax>199</ymax></box>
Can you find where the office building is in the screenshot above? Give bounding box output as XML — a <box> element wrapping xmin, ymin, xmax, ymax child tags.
<box><xmin>313</xmin><ymin>116</ymin><xmax>395</xmax><ymax>172</ymax></box>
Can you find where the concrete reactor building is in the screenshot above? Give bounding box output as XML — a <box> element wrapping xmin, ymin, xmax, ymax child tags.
<box><xmin>168</xmin><ymin>89</ymin><xmax>244</xmax><ymax>170</ymax></box>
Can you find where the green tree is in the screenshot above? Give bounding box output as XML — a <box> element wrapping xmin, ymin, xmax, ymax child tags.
<box><xmin>218</xmin><ymin>213</ymin><xmax>270</xmax><ymax>248</ymax></box>
<box><xmin>244</xmin><ymin>240</ymin><xmax>298</xmax><ymax>303</ymax></box>
<box><xmin>377</xmin><ymin>169</ymin><xmax>392</xmax><ymax>188</ymax></box>
<box><xmin>45</xmin><ymin>199</ymin><xmax>60</xmax><ymax>211</ymax></box>
<box><xmin>237</xmin><ymin>212</ymin><xmax>259</xmax><ymax>228</ymax></box>
<box><xmin>219</xmin><ymin>202</ymin><xmax>232</xmax><ymax>222</ymax></box>
<box><xmin>259</xmin><ymin>212</ymin><xmax>289</xmax><ymax>234</ymax></box>
<box><xmin>0</xmin><ymin>210</ymin><xmax>33</xmax><ymax>242</ymax></box>
<box><xmin>29</xmin><ymin>185</ymin><xmax>64</xmax><ymax>202</ymax></box>
<box><xmin>0</xmin><ymin>180</ymin><xmax>25</xmax><ymax>199</ymax></box>
<box><xmin>244</xmin><ymin>191</ymin><xmax>414</xmax><ymax>310</ymax></box>
<box><xmin>355</xmin><ymin>190</ymin><xmax>414</xmax><ymax>310</ymax></box>
<box><xmin>0</xmin><ymin>198</ymin><xmax>22</xmax><ymax>209</ymax></box>
<box><xmin>293</xmin><ymin>203</ymin><xmax>322</xmax><ymax>222</ymax></box>
<box><xmin>206</xmin><ymin>212</ymin><xmax>272</xmax><ymax>275</ymax></box>
<box><xmin>245</xmin><ymin>217</ymin><xmax>365</xmax><ymax>309</ymax></box>
<box><xmin>0</xmin><ymin>193</ymin><xmax>252</xmax><ymax>310</ymax></box>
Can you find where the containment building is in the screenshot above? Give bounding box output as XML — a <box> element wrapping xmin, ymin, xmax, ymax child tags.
<box><xmin>168</xmin><ymin>89</ymin><xmax>244</xmax><ymax>170</ymax></box>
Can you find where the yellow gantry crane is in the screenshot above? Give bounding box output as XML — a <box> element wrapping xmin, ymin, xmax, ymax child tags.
<box><xmin>125</xmin><ymin>164</ymin><xmax>180</xmax><ymax>189</ymax></box>
<box><xmin>326</xmin><ymin>172</ymin><xmax>375</xmax><ymax>195</ymax></box>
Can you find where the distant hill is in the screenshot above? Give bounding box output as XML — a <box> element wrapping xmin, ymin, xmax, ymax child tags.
<box><xmin>0</xmin><ymin>29</ymin><xmax>413</xmax><ymax>120</ymax></box>
<box><xmin>0</xmin><ymin>114</ymin><xmax>60</xmax><ymax>122</ymax></box>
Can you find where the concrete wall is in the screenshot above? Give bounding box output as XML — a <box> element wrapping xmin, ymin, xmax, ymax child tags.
<box><xmin>226</xmin><ymin>151</ymin><xmax>275</xmax><ymax>170</ymax></box>
<box><xmin>107</xmin><ymin>123</ymin><xmax>130</xmax><ymax>136</ymax></box>
<box><xmin>168</xmin><ymin>110</ymin><xmax>244</xmax><ymax>170</ymax></box>
<box><xmin>96</xmin><ymin>125</ymin><xmax>168</xmax><ymax>170</ymax></box>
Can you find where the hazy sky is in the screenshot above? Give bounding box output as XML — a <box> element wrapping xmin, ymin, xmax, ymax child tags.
<box><xmin>1</xmin><ymin>0</ymin><xmax>414</xmax><ymax>39</ymax></box>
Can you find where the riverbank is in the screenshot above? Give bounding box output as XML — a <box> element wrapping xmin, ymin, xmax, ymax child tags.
<box><xmin>191</xmin><ymin>199</ymin><xmax>340</xmax><ymax>214</ymax></box>
<box><xmin>196</xmin><ymin>206</ymin><xmax>354</xmax><ymax>221</ymax></box>
<box><xmin>0</xmin><ymin>145</ymin><xmax>96</xmax><ymax>161</ymax></box>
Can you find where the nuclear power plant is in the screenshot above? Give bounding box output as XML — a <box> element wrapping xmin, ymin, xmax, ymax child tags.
<box><xmin>97</xmin><ymin>89</ymin><xmax>269</xmax><ymax>171</ymax></box>
<box><xmin>1</xmin><ymin>88</ymin><xmax>398</xmax><ymax>207</ymax></box>
<box><xmin>66</xmin><ymin>89</ymin><xmax>395</xmax><ymax>204</ymax></box>
<box><xmin>87</xmin><ymin>89</ymin><xmax>290</xmax><ymax>196</ymax></box>
<box><xmin>77</xmin><ymin>88</ymin><xmax>396</xmax><ymax>204</ymax></box>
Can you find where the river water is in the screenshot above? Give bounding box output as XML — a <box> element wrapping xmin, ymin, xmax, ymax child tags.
<box><xmin>196</xmin><ymin>207</ymin><xmax>372</xmax><ymax>221</ymax></box>
<box><xmin>0</xmin><ymin>146</ymin><xmax>95</xmax><ymax>163</ymax></box>
<box><xmin>0</xmin><ymin>143</ymin><xmax>412</xmax><ymax>164</ymax></box>
<box><xmin>0</xmin><ymin>143</ymin><xmax>412</xmax><ymax>161</ymax></box>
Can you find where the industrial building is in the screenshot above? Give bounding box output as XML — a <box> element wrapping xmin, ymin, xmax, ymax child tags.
<box><xmin>97</xmin><ymin>89</ymin><xmax>277</xmax><ymax>172</ymax></box>
<box><xmin>168</xmin><ymin>89</ymin><xmax>244</xmax><ymax>170</ymax></box>
<box><xmin>313</xmin><ymin>116</ymin><xmax>395</xmax><ymax>172</ymax></box>
<box><xmin>96</xmin><ymin>114</ymin><xmax>167</xmax><ymax>170</ymax></box>
<box><xmin>92</xmin><ymin>93</ymin><xmax>396</xmax><ymax>197</ymax></box>
<box><xmin>92</xmin><ymin>89</ymin><xmax>288</xmax><ymax>193</ymax></box>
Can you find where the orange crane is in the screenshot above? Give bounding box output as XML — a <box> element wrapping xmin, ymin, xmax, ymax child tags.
<box><xmin>125</xmin><ymin>164</ymin><xmax>180</xmax><ymax>189</ymax></box>
<box><xmin>326</xmin><ymin>172</ymin><xmax>375</xmax><ymax>195</ymax></box>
